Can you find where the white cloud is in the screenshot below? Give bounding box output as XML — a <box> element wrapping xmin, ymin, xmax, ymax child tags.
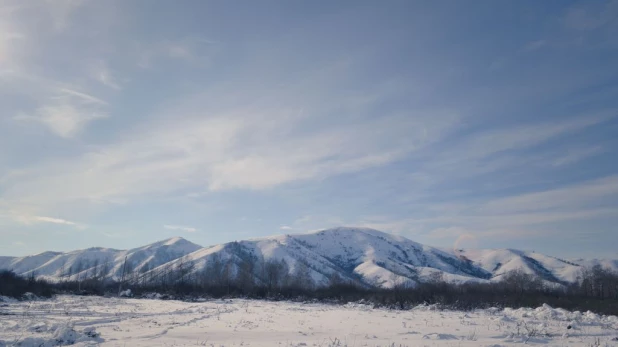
<box><xmin>13</xmin><ymin>87</ymin><xmax>108</xmax><ymax>138</ymax></box>
<box><xmin>58</xmin><ymin>88</ymin><xmax>108</xmax><ymax>105</ymax></box>
<box><xmin>93</xmin><ymin>64</ymin><xmax>122</xmax><ymax>90</ymax></box>
<box><xmin>563</xmin><ymin>0</ymin><xmax>618</xmax><ymax>31</ymax></box>
<box><xmin>0</xmin><ymin>31</ymin><xmax>24</xmax><ymax>66</ymax></box>
<box><xmin>166</xmin><ymin>44</ymin><xmax>193</xmax><ymax>60</ymax></box>
<box><xmin>347</xmin><ymin>174</ymin><xmax>618</xmax><ymax>245</ymax></box>
<box><xmin>413</xmin><ymin>111</ymin><xmax>616</xmax><ymax>185</ymax></box>
<box><xmin>44</xmin><ymin>0</ymin><xmax>84</xmax><ymax>32</ymax></box>
<box><xmin>33</xmin><ymin>216</ymin><xmax>78</xmax><ymax>225</ymax></box>
<box><xmin>137</xmin><ymin>37</ymin><xmax>215</xmax><ymax>68</ymax></box>
<box><xmin>279</xmin><ymin>225</ymin><xmax>294</xmax><ymax>231</ymax></box>
<box><xmin>552</xmin><ymin>146</ymin><xmax>603</xmax><ymax>166</ymax></box>
<box><xmin>15</xmin><ymin>103</ymin><xmax>107</xmax><ymax>138</ymax></box>
<box><xmin>523</xmin><ymin>40</ymin><xmax>546</xmax><ymax>52</ymax></box>
<box><xmin>2</xmin><ymin>83</ymin><xmax>457</xmax><ymax>205</ymax></box>
<box><xmin>481</xmin><ymin>175</ymin><xmax>618</xmax><ymax>215</ymax></box>
<box><xmin>0</xmin><ymin>5</ymin><xmax>26</xmax><ymax>69</ymax></box>
<box><xmin>164</xmin><ymin>224</ymin><xmax>197</xmax><ymax>233</ymax></box>
<box><xmin>3</xmin><ymin>211</ymin><xmax>85</xmax><ymax>229</ymax></box>
<box><xmin>451</xmin><ymin>113</ymin><xmax>611</xmax><ymax>160</ymax></box>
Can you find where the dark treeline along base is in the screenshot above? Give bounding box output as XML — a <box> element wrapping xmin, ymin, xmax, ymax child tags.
<box><xmin>2</xmin><ymin>264</ymin><xmax>618</xmax><ymax>316</ymax></box>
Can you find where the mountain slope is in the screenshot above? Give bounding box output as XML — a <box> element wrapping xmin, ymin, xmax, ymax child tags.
<box><xmin>2</xmin><ymin>228</ymin><xmax>616</xmax><ymax>288</ymax></box>
<box><xmin>144</xmin><ymin>227</ymin><xmax>491</xmax><ymax>288</ymax></box>
<box><xmin>455</xmin><ymin>249</ymin><xmax>582</xmax><ymax>284</ymax></box>
<box><xmin>143</xmin><ymin>228</ymin><xmax>617</xmax><ymax>288</ymax></box>
<box><xmin>0</xmin><ymin>237</ymin><xmax>202</xmax><ymax>282</ymax></box>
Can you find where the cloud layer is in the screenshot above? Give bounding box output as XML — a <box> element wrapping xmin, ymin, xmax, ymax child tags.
<box><xmin>0</xmin><ymin>0</ymin><xmax>617</xmax><ymax>257</ymax></box>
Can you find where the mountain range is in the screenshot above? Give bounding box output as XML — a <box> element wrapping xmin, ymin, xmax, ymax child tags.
<box><xmin>1</xmin><ymin>227</ymin><xmax>616</xmax><ymax>288</ymax></box>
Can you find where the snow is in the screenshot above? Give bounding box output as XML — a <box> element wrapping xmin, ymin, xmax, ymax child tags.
<box><xmin>573</xmin><ymin>258</ymin><xmax>618</xmax><ymax>272</ymax></box>
<box><xmin>0</xmin><ymin>237</ymin><xmax>202</xmax><ymax>282</ymax></box>
<box><xmin>146</xmin><ymin>227</ymin><xmax>500</xmax><ymax>288</ymax></box>
<box><xmin>1</xmin><ymin>295</ymin><xmax>617</xmax><ymax>346</ymax></box>
<box><xmin>2</xmin><ymin>228</ymin><xmax>618</xmax><ymax>288</ymax></box>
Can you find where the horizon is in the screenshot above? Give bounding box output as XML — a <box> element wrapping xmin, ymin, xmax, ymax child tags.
<box><xmin>1</xmin><ymin>1</ymin><xmax>617</xmax><ymax>258</ymax></box>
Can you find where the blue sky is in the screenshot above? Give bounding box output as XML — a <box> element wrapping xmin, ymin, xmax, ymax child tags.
<box><xmin>1</xmin><ymin>0</ymin><xmax>617</xmax><ymax>258</ymax></box>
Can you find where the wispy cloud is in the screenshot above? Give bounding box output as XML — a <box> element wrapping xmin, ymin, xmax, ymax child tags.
<box><xmin>1</xmin><ymin>0</ymin><xmax>617</xmax><ymax>258</ymax></box>
<box><xmin>523</xmin><ymin>40</ymin><xmax>547</xmax><ymax>52</ymax></box>
<box><xmin>2</xmin><ymin>73</ymin><xmax>457</xmax><ymax>205</ymax></box>
<box><xmin>33</xmin><ymin>216</ymin><xmax>78</xmax><ymax>225</ymax></box>
<box><xmin>14</xmin><ymin>102</ymin><xmax>107</xmax><ymax>138</ymax></box>
<box><xmin>45</xmin><ymin>0</ymin><xmax>85</xmax><ymax>32</ymax></box>
<box><xmin>552</xmin><ymin>146</ymin><xmax>604</xmax><ymax>166</ymax></box>
<box><xmin>447</xmin><ymin>113</ymin><xmax>612</xmax><ymax>161</ymax></box>
<box><xmin>398</xmin><ymin>111</ymin><xmax>617</xmax><ymax>192</ymax></box>
<box><xmin>164</xmin><ymin>224</ymin><xmax>197</xmax><ymax>233</ymax></box>
<box><xmin>12</xmin><ymin>84</ymin><xmax>108</xmax><ymax>138</ymax></box>
<box><xmin>93</xmin><ymin>64</ymin><xmax>122</xmax><ymax>90</ymax></box>
<box><xmin>137</xmin><ymin>37</ymin><xmax>215</xmax><ymax>68</ymax></box>
<box><xmin>0</xmin><ymin>4</ymin><xmax>25</xmax><ymax>70</ymax></box>
<box><xmin>58</xmin><ymin>88</ymin><xmax>108</xmax><ymax>105</ymax></box>
<box><xmin>5</xmin><ymin>212</ymin><xmax>85</xmax><ymax>229</ymax></box>
<box><xmin>481</xmin><ymin>175</ymin><xmax>618</xmax><ymax>214</ymax></box>
<box><xmin>563</xmin><ymin>0</ymin><xmax>618</xmax><ymax>31</ymax></box>
<box><xmin>340</xmin><ymin>173</ymin><xmax>618</xmax><ymax>251</ymax></box>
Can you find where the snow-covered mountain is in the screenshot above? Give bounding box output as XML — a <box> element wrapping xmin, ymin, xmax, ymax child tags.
<box><xmin>0</xmin><ymin>237</ymin><xmax>201</xmax><ymax>282</ymax></box>
<box><xmin>150</xmin><ymin>227</ymin><xmax>494</xmax><ymax>288</ymax></box>
<box><xmin>1</xmin><ymin>227</ymin><xmax>616</xmax><ymax>288</ymax></box>
<box><xmin>454</xmin><ymin>248</ymin><xmax>584</xmax><ymax>284</ymax></box>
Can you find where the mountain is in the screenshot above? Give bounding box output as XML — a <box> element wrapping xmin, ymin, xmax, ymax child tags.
<box><xmin>454</xmin><ymin>248</ymin><xmax>582</xmax><ymax>284</ymax></box>
<box><xmin>0</xmin><ymin>237</ymin><xmax>201</xmax><ymax>282</ymax></box>
<box><xmin>142</xmin><ymin>227</ymin><xmax>494</xmax><ymax>288</ymax></box>
<box><xmin>1</xmin><ymin>227</ymin><xmax>616</xmax><ymax>288</ymax></box>
<box><xmin>136</xmin><ymin>227</ymin><xmax>618</xmax><ymax>288</ymax></box>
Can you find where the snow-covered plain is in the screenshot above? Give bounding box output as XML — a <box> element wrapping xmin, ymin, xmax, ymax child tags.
<box><xmin>1</xmin><ymin>296</ymin><xmax>617</xmax><ymax>346</ymax></box>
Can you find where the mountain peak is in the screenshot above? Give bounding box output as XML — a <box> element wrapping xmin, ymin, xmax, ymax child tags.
<box><xmin>308</xmin><ymin>226</ymin><xmax>411</xmax><ymax>243</ymax></box>
<box><xmin>310</xmin><ymin>226</ymin><xmax>386</xmax><ymax>236</ymax></box>
<box><xmin>141</xmin><ymin>236</ymin><xmax>201</xmax><ymax>249</ymax></box>
<box><xmin>163</xmin><ymin>236</ymin><xmax>187</xmax><ymax>245</ymax></box>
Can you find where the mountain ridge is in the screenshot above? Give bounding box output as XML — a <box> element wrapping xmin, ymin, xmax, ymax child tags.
<box><xmin>1</xmin><ymin>228</ymin><xmax>616</xmax><ymax>288</ymax></box>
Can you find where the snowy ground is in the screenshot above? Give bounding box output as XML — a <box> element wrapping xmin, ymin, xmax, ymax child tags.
<box><xmin>1</xmin><ymin>296</ymin><xmax>617</xmax><ymax>346</ymax></box>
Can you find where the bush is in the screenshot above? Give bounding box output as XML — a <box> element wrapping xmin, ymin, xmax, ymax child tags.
<box><xmin>0</xmin><ymin>270</ymin><xmax>53</xmax><ymax>299</ymax></box>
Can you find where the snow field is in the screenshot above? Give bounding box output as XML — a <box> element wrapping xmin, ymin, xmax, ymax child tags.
<box><xmin>0</xmin><ymin>296</ymin><xmax>617</xmax><ymax>346</ymax></box>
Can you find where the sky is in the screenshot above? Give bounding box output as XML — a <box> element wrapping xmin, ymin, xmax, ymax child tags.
<box><xmin>0</xmin><ymin>0</ymin><xmax>617</xmax><ymax>258</ymax></box>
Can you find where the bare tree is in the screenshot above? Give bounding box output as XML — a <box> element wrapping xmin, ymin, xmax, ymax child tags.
<box><xmin>222</xmin><ymin>260</ymin><xmax>234</xmax><ymax>294</ymax></box>
<box><xmin>328</xmin><ymin>272</ymin><xmax>343</xmax><ymax>287</ymax></box>
<box><xmin>579</xmin><ymin>265</ymin><xmax>618</xmax><ymax>299</ymax></box>
<box><xmin>201</xmin><ymin>254</ymin><xmax>224</xmax><ymax>287</ymax></box>
<box><xmin>292</xmin><ymin>260</ymin><xmax>314</xmax><ymax>290</ymax></box>
<box><xmin>264</xmin><ymin>259</ymin><xmax>289</xmax><ymax>292</ymax></box>
<box><xmin>237</xmin><ymin>257</ymin><xmax>255</xmax><ymax>292</ymax></box>
<box><xmin>428</xmin><ymin>271</ymin><xmax>444</xmax><ymax>285</ymax></box>
<box><xmin>59</xmin><ymin>259</ymin><xmax>67</xmax><ymax>281</ymax></box>
<box><xmin>500</xmin><ymin>269</ymin><xmax>543</xmax><ymax>294</ymax></box>
<box><xmin>118</xmin><ymin>256</ymin><xmax>129</xmax><ymax>295</ymax></box>
<box><xmin>91</xmin><ymin>259</ymin><xmax>100</xmax><ymax>281</ymax></box>
<box><xmin>100</xmin><ymin>260</ymin><xmax>110</xmax><ymax>280</ymax></box>
<box><xmin>176</xmin><ymin>255</ymin><xmax>195</xmax><ymax>286</ymax></box>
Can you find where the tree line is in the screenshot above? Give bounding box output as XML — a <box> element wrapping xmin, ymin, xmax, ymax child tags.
<box><xmin>2</xmin><ymin>259</ymin><xmax>618</xmax><ymax>316</ymax></box>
